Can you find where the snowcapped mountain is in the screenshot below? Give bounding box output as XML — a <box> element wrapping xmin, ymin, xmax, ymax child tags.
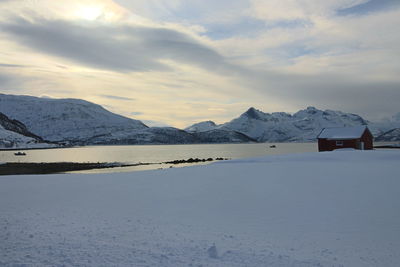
<box><xmin>0</xmin><ymin>112</ymin><xmax>42</xmax><ymax>140</ymax></box>
<box><xmin>185</xmin><ymin>121</ymin><xmax>255</xmax><ymax>143</ymax></box>
<box><xmin>0</xmin><ymin>94</ymin><xmax>256</xmax><ymax>145</ymax></box>
<box><xmin>84</xmin><ymin>127</ymin><xmax>198</xmax><ymax>145</ymax></box>
<box><xmin>187</xmin><ymin>107</ymin><xmax>370</xmax><ymax>142</ymax></box>
<box><xmin>2</xmin><ymin>93</ymin><xmax>398</xmax><ymax>145</ymax></box>
<box><xmin>0</xmin><ymin>112</ymin><xmax>53</xmax><ymax>149</ymax></box>
<box><xmin>185</xmin><ymin>121</ymin><xmax>217</xmax><ymax>133</ymax></box>
<box><xmin>369</xmin><ymin>113</ymin><xmax>400</xmax><ymax>138</ymax></box>
<box><xmin>0</xmin><ymin>125</ymin><xmax>35</xmax><ymax>149</ymax></box>
<box><xmin>0</xmin><ymin>94</ymin><xmax>148</xmax><ymax>143</ymax></box>
<box><xmin>372</xmin><ymin>113</ymin><xmax>400</xmax><ymax>141</ymax></box>
<box><xmin>0</xmin><ymin>94</ymin><xmax>259</xmax><ymax>145</ymax></box>
<box><xmin>192</xmin><ymin>129</ymin><xmax>256</xmax><ymax>143</ymax></box>
<box><xmin>375</xmin><ymin>128</ymin><xmax>400</xmax><ymax>142</ymax></box>
<box><xmin>83</xmin><ymin>127</ymin><xmax>255</xmax><ymax>145</ymax></box>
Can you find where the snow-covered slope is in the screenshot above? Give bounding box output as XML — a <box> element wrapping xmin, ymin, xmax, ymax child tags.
<box><xmin>190</xmin><ymin>107</ymin><xmax>370</xmax><ymax>142</ymax></box>
<box><xmin>375</xmin><ymin>128</ymin><xmax>400</xmax><ymax>142</ymax></box>
<box><xmin>0</xmin><ymin>112</ymin><xmax>53</xmax><ymax>149</ymax></box>
<box><xmin>185</xmin><ymin>121</ymin><xmax>255</xmax><ymax>143</ymax></box>
<box><xmin>0</xmin><ymin>124</ymin><xmax>37</xmax><ymax>149</ymax></box>
<box><xmin>192</xmin><ymin>129</ymin><xmax>256</xmax><ymax>143</ymax></box>
<box><xmin>84</xmin><ymin>127</ymin><xmax>198</xmax><ymax>145</ymax></box>
<box><xmin>0</xmin><ymin>112</ymin><xmax>42</xmax><ymax>141</ymax></box>
<box><xmin>0</xmin><ymin>94</ymin><xmax>148</xmax><ymax>143</ymax></box>
<box><xmin>84</xmin><ymin>127</ymin><xmax>255</xmax><ymax>145</ymax></box>
<box><xmin>185</xmin><ymin>121</ymin><xmax>217</xmax><ymax>133</ymax></box>
<box><xmin>369</xmin><ymin>113</ymin><xmax>400</xmax><ymax>137</ymax></box>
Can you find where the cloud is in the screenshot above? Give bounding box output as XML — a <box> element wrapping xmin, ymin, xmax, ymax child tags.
<box><xmin>202</xmin><ymin>17</ymin><xmax>267</xmax><ymax>40</ymax></box>
<box><xmin>238</xmin><ymin>68</ymin><xmax>400</xmax><ymax>120</ymax></box>
<box><xmin>0</xmin><ymin>1</ymin><xmax>399</xmax><ymax>125</ymax></box>
<box><xmin>114</xmin><ymin>0</ymin><xmax>249</xmax><ymax>24</ymax></box>
<box><xmin>99</xmin><ymin>94</ymin><xmax>135</xmax><ymax>101</ymax></box>
<box><xmin>337</xmin><ymin>0</ymin><xmax>400</xmax><ymax>16</ymax></box>
<box><xmin>0</xmin><ymin>71</ymin><xmax>26</xmax><ymax>89</ymax></box>
<box><xmin>0</xmin><ymin>63</ymin><xmax>26</xmax><ymax>68</ymax></box>
<box><xmin>0</xmin><ymin>16</ymin><xmax>227</xmax><ymax>73</ymax></box>
<box><xmin>248</xmin><ymin>0</ymin><xmax>369</xmax><ymax>21</ymax></box>
<box><xmin>0</xmin><ymin>72</ymin><xmax>10</xmax><ymax>84</ymax></box>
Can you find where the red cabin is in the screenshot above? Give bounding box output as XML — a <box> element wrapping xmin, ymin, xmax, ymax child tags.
<box><xmin>317</xmin><ymin>126</ymin><xmax>373</xmax><ymax>152</ymax></box>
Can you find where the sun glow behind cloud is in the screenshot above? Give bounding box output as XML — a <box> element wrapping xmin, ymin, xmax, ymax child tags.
<box><xmin>71</xmin><ymin>0</ymin><xmax>131</xmax><ymax>22</ymax></box>
<box><xmin>69</xmin><ymin>0</ymin><xmax>131</xmax><ymax>22</ymax></box>
<box><xmin>74</xmin><ymin>6</ymin><xmax>104</xmax><ymax>21</ymax></box>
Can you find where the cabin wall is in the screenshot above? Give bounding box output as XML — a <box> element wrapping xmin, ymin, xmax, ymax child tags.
<box><xmin>318</xmin><ymin>139</ymin><xmax>360</xmax><ymax>151</ymax></box>
<box><xmin>360</xmin><ymin>131</ymin><xmax>374</xmax><ymax>150</ymax></box>
<box><xmin>318</xmin><ymin>139</ymin><xmax>330</xmax><ymax>152</ymax></box>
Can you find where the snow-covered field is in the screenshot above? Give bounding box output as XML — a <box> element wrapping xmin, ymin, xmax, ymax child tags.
<box><xmin>1</xmin><ymin>150</ymin><xmax>399</xmax><ymax>266</ymax></box>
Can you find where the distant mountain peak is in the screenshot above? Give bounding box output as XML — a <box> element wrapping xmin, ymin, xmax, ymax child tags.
<box><xmin>243</xmin><ymin>107</ymin><xmax>265</xmax><ymax>119</ymax></box>
<box><xmin>185</xmin><ymin>120</ymin><xmax>217</xmax><ymax>133</ymax></box>
<box><xmin>393</xmin><ymin>112</ymin><xmax>400</xmax><ymax>121</ymax></box>
<box><xmin>220</xmin><ymin>106</ymin><xmax>373</xmax><ymax>142</ymax></box>
<box><xmin>375</xmin><ymin>128</ymin><xmax>400</xmax><ymax>142</ymax></box>
<box><xmin>204</xmin><ymin>120</ymin><xmax>217</xmax><ymax>126</ymax></box>
<box><xmin>306</xmin><ymin>106</ymin><xmax>317</xmax><ymax>112</ymax></box>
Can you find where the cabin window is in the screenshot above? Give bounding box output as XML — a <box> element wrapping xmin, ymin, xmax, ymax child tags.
<box><xmin>336</xmin><ymin>141</ymin><xmax>343</xmax><ymax>146</ymax></box>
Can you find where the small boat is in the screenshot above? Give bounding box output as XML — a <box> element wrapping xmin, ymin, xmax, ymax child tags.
<box><xmin>269</xmin><ymin>145</ymin><xmax>276</xmax><ymax>148</ymax></box>
<box><xmin>14</xmin><ymin>152</ymin><xmax>26</xmax><ymax>156</ymax></box>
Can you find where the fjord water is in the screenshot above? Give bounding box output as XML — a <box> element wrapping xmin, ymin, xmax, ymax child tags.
<box><xmin>1</xmin><ymin>143</ymin><xmax>317</xmax><ymax>173</ymax></box>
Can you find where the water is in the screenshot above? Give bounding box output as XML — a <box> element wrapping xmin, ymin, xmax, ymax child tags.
<box><xmin>1</xmin><ymin>143</ymin><xmax>318</xmax><ymax>173</ymax></box>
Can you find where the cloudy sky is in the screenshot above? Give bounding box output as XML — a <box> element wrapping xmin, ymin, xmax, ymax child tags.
<box><xmin>0</xmin><ymin>0</ymin><xmax>399</xmax><ymax>127</ymax></box>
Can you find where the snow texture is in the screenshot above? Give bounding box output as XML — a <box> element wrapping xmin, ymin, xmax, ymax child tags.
<box><xmin>1</xmin><ymin>150</ymin><xmax>400</xmax><ymax>266</ymax></box>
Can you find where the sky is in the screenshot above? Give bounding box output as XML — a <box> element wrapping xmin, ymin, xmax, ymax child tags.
<box><xmin>0</xmin><ymin>0</ymin><xmax>399</xmax><ymax>127</ymax></box>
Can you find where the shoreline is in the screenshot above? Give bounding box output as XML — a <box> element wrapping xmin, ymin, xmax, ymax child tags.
<box><xmin>373</xmin><ymin>145</ymin><xmax>400</xmax><ymax>149</ymax></box>
<box><xmin>0</xmin><ymin>162</ymin><xmax>141</xmax><ymax>175</ymax></box>
<box><xmin>0</xmin><ymin>158</ymin><xmax>228</xmax><ymax>175</ymax></box>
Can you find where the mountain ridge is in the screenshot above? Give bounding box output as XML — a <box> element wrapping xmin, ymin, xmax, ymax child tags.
<box><xmin>0</xmin><ymin>93</ymin><xmax>148</xmax><ymax>143</ymax></box>
<box><xmin>0</xmin><ymin>94</ymin><xmax>255</xmax><ymax>145</ymax></box>
<box><xmin>1</xmin><ymin>93</ymin><xmax>399</xmax><ymax>145</ymax></box>
<box><xmin>186</xmin><ymin>106</ymin><xmax>396</xmax><ymax>142</ymax></box>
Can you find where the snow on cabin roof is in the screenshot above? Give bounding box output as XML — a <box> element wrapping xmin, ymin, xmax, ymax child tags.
<box><xmin>317</xmin><ymin>126</ymin><xmax>368</xmax><ymax>140</ymax></box>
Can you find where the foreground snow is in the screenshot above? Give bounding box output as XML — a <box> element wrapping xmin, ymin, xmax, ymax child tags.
<box><xmin>1</xmin><ymin>150</ymin><xmax>399</xmax><ymax>266</ymax></box>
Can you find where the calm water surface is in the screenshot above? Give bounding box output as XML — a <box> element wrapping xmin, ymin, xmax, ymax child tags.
<box><xmin>1</xmin><ymin>143</ymin><xmax>318</xmax><ymax>173</ymax></box>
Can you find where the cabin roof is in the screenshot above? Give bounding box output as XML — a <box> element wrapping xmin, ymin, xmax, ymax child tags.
<box><xmin>317</xmin><ymin>126</ymin><xmax>368</xmax><ymax>140</ymax></box>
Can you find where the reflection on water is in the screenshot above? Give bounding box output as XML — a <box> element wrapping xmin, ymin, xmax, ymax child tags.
<box><xmin>1</xmin><ymin>143</ymin><xmax>318</xmax><ymax>173</ymax></box>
